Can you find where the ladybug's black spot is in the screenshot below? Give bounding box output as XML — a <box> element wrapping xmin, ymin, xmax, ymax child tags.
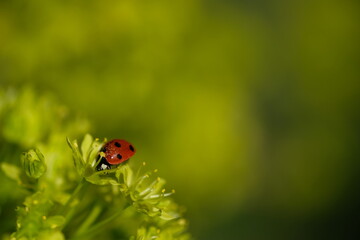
<box><xmin>129</xmin><ymin>145</ymin><xmax>134</xmax><ymax>152</ymax></box>
<box><xmin>117</xmin><ymin>154</ymin><xmax>122</xmax><ymax>159</ymax></box>
<box><xmin>115</xmin><ymin>142</ymin><xmax>121</xmax><ymax>147</ymax></box>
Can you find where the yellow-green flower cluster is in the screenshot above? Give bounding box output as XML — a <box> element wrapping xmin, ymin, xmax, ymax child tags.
<box><xmin>67</xmin><ymin>134</ymin><xmax>190</xmax><ymax>239</ymax></box>
<box><xmin>0</xmin><ymin>88</ymin><xmax>190</xmax><ymax>240</ymax></box>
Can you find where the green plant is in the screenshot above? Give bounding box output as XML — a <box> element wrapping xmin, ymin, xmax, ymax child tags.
<box><xmin>0</xmin><ymin>87</ymin><xmax>190</xmax><ymax>240</ymax></box>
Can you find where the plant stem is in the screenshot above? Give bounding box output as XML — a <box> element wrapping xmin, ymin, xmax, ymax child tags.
<box><xmin>61</xmin><ymin>178</ymin><xmax>86</xmax><ymax>216</ymax></box>
<box><xmin>74</xmin><ymin>204</ymin><xmax>103</xmax><ymax>235</ymax></box>
<box><xmin>70</xmin><ymin>203</ymin><xmax>131</xmax><ymax>240</ymax></box>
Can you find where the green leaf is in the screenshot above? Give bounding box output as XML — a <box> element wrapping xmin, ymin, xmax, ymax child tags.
<box><xmin>66</xmin><ymin>137</ymin><xmax>85</xmax><ymax>176</ymax></box>
<box><xmin>80</xmin><ymin>134</ymin><xmax>93</xmax><ymax>164</ymax></box>
<box><xmin>14</xmin><ymin>191</ymin><xmax>55</xmax><ymax>239</ymax></box>
<box><xmin>1</xmin><ymin>162</ymin><xmax>21</xmax><ymax>182</ymax></box>
<box><xmin>85</xmin><ymin>170</ymin><xmax>120</xmax><ymax>185</ymax></box>
<box><xmin>38</xmin><ymin>230</ymin><xmax>65</xmax><ymax>240</ymax></box>
<box><xmin>87</xmin><ymin>139</ymin><xmax>103</xmax><ymax>167</ymax></box>
<box><xmin>43</xmin><ymin>216</ymin><xmax>66</xmax><ymax>229</ymax></box>
<box><xmin>116</xmin><ymin>164</ymin><xmax>134</xmax><ymax>191</ymax></box>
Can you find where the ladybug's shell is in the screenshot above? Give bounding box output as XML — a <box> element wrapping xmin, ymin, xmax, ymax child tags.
<box><xmin>101</xmin><ymin>139</ymin><xmax>136</xmax><ymax>165</ymax></box>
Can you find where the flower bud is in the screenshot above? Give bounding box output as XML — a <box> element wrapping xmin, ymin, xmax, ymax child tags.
<box><xmin>21</xmin><ymin>149</ymin><xmax>47</xmax><ymax>179</ymax></box>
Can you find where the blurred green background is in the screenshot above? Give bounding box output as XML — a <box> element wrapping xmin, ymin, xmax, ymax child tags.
<box><xmin>0</xmin><ymin>0</ymin><xmax>359</xmax><ymax>239</ymax></box>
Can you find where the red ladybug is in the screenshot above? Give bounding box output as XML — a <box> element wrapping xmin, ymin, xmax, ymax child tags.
<box><xmin>96</xmin><ymin>139</ymin><xmax>136</xmax><ymax>171</ymax></box>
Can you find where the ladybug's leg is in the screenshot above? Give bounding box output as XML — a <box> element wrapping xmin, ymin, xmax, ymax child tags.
<box><xmin>96</xmin><ymin>156</ymin><xmax>111</xmax><ymax>171</ymax></box>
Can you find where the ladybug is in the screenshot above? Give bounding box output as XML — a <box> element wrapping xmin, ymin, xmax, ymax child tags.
<box><xmin>96</xmin><ymin>139</ymin><xmax>136</xmax><ymax>171</ymax></box>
